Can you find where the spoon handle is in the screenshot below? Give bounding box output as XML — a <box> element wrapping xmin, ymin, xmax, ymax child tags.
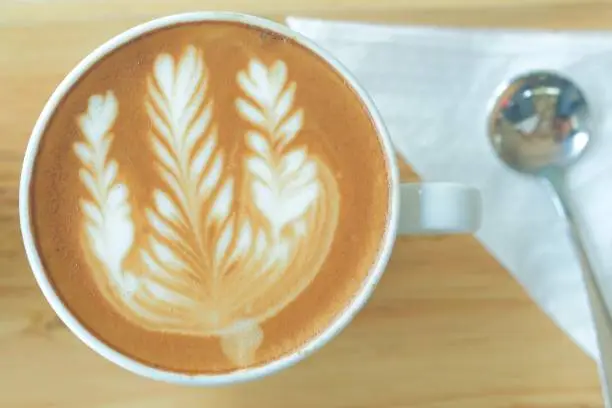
<box><xmin>546</xmin><ymin>171</ymin><xmax>612</xmax><ymax>407</ymax></box>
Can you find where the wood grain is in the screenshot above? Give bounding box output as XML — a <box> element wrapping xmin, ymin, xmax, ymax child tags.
<box><xmin>0</xmin><ymin>1</ymin><xmax>606</xmax><ymax>406</ymax></box>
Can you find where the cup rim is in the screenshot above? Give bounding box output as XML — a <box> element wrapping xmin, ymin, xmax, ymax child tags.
<box><xmin>19</xmin><ymin>11</ymin><xmax>400</xmax><ymax>385</ymax></box>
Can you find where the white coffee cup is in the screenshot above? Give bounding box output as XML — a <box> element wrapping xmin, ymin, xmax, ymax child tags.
<box><xmin>19</xmin><ymin>12</ymin><xmax>481</xmax><ymax>386</ymax></box>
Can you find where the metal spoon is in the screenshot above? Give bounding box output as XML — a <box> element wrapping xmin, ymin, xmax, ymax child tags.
<box><xmin>488</xmin><ymin>71</ymin><xmax>612</xmax><ymax>406</ymax></box>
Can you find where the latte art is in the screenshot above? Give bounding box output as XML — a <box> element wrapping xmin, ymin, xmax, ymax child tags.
<box><xmin>29</xmin><ymin>20</ymin><xmax>390</xmax><ymax>374</ymax></box>
<box><xmin>74</xmin><ymin>46</ymin><xmax>340</xmax><ymax>365</ymax></box>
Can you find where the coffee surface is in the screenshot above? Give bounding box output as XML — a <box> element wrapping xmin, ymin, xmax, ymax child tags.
<box><xmin>29</xmin><ymin>21</ymin><xmax>391</xmax><ymax>373</ymax></box>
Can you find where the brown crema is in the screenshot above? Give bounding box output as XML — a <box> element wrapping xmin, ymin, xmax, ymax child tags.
<box><xmin>28</xmin><ymin>20</ymin><xmax>391</xmax><ymax>374</ymax></box>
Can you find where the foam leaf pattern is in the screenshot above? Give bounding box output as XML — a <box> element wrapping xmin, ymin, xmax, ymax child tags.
<box><xmin>220</xmin><ymin>59</ymin><xmax>340</xmax><ymax>363</ymax></box>
<box><xmin>74</xmin><ymin>91</ymin><xmax>136</xmax><ymax>293</ymax></box>
<box><xmin>136</xmin><ymin>46</ymin><xmax>242</xmax><ymax>326</ymax></box>
<box><xmin>236</xmin><ymin>59</ymin><xmax>315</xmax><ymax>235</ymax></box>
<box><xmin>74</xmin><ymin>48</ymin><xmax>340</xmax><ymax>368</ymax></box>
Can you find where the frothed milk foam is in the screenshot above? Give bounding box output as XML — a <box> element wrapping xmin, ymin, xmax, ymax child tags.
<box><xmin>28</xmin><ymin>21</ymin><xmax>390</xmax><ymax>373</ymax></box>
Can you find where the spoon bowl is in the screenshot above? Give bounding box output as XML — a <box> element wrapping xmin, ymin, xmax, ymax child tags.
<box><xmin>488</xmin><ymin>71</ymin><xmax>591</xmax><ymax>175</ymax></box>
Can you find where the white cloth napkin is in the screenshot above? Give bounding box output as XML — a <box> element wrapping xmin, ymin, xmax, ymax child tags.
<box><xmin>287</xmin><ymin>17</ymin><xmax>612</xmax><ymax>359</ymax></box>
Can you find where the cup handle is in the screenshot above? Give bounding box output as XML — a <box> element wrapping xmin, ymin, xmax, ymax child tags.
<box><xmin>398</xmin><ymin>183</ymin><xmax>481</xmax><ymax>235</ymax></box>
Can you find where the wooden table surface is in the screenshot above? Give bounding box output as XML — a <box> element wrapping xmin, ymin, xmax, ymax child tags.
<box><xmin>0</xmin><ymin>1</ymin><xmax>608</xmax><ymax>407</ymax></box>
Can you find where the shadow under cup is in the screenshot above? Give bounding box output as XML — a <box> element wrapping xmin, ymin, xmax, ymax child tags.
<box><xmin>19</xmin><ymin>12</ymin><xmax>480</xmax><ymax>385</ymax></box>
